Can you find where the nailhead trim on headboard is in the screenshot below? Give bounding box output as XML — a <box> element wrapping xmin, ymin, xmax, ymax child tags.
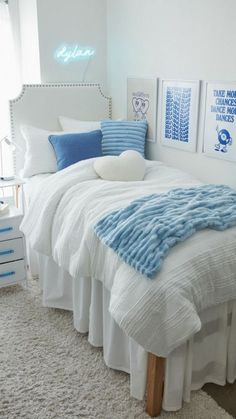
<box><xmin>9</xmin><ymin>83</ymin><xmax>112</xmax><ymax>174</ymax></box>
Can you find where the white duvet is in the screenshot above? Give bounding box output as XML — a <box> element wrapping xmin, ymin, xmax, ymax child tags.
<box><xmin>21</xmin><ymin>159</ymin><xmax>236</xmax><ymax>356</ymax></box>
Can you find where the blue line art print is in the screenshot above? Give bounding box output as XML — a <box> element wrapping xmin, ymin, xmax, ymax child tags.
<box><xmin>132</xmin><ymin>91</ymin><xmax>150</xmax><ymax>121</ymax></box>
<box><xmin>214</xmin><ymin>126</ymin><xmax>233</xmax><ymax>153</ymax></box>
<box><xmin>165</xmin><ymin>87</ymin><xmax>191</xmax><ymax>142</ymax></box>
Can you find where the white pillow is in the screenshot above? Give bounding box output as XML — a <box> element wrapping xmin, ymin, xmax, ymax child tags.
<box><xmin>94</xmin><ymin>150</ymin><xmax>146</xmax><ymax>181</ymax></box>
<box><xmin>59</xmin><ymin>116</ymin><xmax>101</xmax><ymax>132</ymax></box>
<box><xmin>21</xmin><ymin>125</ymin><xmax>60</xmax><ymax>177</ymax></box>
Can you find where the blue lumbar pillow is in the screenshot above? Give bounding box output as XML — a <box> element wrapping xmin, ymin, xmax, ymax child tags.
<box><xmin>101</xmin><ymin>120</ymin><xmax>147</xmax><ymax>157</ymax></box>
<box><xmin>49</xmin><ymin>130</ymin><xmax>102</xmax><ymax>170</ymax></box>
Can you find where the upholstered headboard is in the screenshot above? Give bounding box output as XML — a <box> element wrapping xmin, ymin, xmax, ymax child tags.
<box><xmin>10</xmin><ymin>83</ymin><xmax>112</xmax><ymax>174</ymax></box>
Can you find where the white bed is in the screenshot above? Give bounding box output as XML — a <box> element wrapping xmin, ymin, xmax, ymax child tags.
<box><xmin>11</xmin><ymin>84</ymin><xmax>236</xmax><ymax>416</ymax></box>
<box><xmin>23</xmin><ymin>163</ymin><xmax>236</xmax><ymax>412</ymax></box>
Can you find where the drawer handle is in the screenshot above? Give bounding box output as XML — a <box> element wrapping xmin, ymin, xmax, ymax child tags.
<box><xmin>0</xmin><ymin>227</ymin><xmax>13</xmax><ymax>234</ymax></box>
<box><xmin>0</xmin><ymin>271</ymin><xmax>16</xmax><ymax>278</ymax></box>
<box><xmin>0</xmin><ymin>249</ymin><xmax>14</xmax><ymax>256</ymax></box>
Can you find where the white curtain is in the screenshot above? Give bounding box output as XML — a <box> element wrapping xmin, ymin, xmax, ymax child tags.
<box><xmin>0</xmin><ymin>0</ymin><xmax>21</xmax><ymax>176</ymax></box>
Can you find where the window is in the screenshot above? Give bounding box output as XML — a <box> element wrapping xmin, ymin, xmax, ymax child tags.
<box><xmin>0</xmin><ymin>1</ymin><xmax>20</xmax><ymax>177</ymax></box>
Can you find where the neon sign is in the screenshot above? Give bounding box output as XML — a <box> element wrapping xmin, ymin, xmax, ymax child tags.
<box><xmin>54</xmin><ymin>43</ymin><xmax>95</xmax><ymax>64</ymax></box>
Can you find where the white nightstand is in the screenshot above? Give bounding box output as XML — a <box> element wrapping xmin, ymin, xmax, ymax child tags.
<box><xmin>0</xmin><ymin>177</ymin><xmax>25</xmax><ymax>209</ymax></box>
<box><xmin>0</xmin><ymin>206</ymin><xmax>26</xmax><ymax>289</ymax></box>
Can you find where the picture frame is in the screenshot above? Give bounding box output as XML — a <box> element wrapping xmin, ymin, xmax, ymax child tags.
<box><xmin>127</xmin><ymin>77</ymin><xmax>158</xmax><ymax>142</ymax></box>
<box><xmin>203</xmin><ymin>81</ymin><xmax>236</xmax><ymax>163</ymax></box>
<box><xmin>160</xmin><ymin>79</ymin><xmax>200</xmax><ymax>152</ymax></box>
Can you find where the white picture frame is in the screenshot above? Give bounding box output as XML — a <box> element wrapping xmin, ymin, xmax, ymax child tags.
<box><xmin>127</xmin><ymin>77</ymin><xmax>158</xmax><ymax>142</ymax></box>
<box><xmin>160</xmin><ymin>79</ymin><xmax>200</xmax><ymax>152</ymax></box>
<box><xmin>203</xmin><ymin>81</ymin><xmax>236</xmax><ymax>163</ymax></box>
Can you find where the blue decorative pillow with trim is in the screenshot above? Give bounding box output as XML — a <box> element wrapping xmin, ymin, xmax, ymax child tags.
<box><xmin>101</xmin><ymin>120</ymin><xmax>147</xmax><ymax>157</ymax></box>
<box><xmin>49</xmin><ymin>130</ymin><xmax>102</xmax><ymax>171</ymax></box>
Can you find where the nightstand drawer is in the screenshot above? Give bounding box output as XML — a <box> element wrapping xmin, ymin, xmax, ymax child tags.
<box><xmin>0</xmin><ymin>260</ymin><xmax>25</xmax><ymax>288</ymax></box>
<box><xmin>0</xmin><ymin>238</ymin><xmax>24</xmax><ymax>264</ymax></box>
<box><xmin>0</xmin><ymin>216</ymin><xmax>23</xmax><ymax>242</ymax></box>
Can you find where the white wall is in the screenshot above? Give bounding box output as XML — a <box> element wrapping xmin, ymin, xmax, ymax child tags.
<box><xmin>17</xmin><ymin>0</ymin><xmax>107</xmax><ymax>90</ymax></box>
<box><xmin>107</xmin><ymin>0</ymin><xmax>236</xmax><ymax>187</ymax></box>
<box><xmin>37</xmin><ymin>0</ymin><xmax>107</xmax><ymax>89</ymax></box>
<box><xmin>18</xmin><ymin>0</ymin><xmax>41</xmax><ymax>83</ymax></box>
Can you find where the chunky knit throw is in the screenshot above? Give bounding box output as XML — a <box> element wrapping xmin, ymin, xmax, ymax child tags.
<box><xmin>95</xmin><ymin>185</ymin><xmax>236</xmax><ymax>278</ymax></box>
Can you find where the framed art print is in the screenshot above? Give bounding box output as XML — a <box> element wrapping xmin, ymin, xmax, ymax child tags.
<box><xmin>203</xmin><ymin>81</ymin><xmax>236</xmax><ymax>162</ymax></box>
<box><xmin>127</xmin><ymin>77</ymin><xmax>158</xmax><ymax>142</ymax></box>
<box><xmin>160</xmin><ymin>79</ymin><xmax>200</xmax><ymax>152</ymax></box>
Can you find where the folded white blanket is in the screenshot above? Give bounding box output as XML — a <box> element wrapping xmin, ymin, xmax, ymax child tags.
<box><xmin>21</xmin><ymin>159</ymin><xmax>236</xmax><ymax>356</ymax></box>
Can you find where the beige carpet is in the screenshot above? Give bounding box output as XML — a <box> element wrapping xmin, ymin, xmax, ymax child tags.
<box><xmin>0</xmin><ymin>281</ymin><xmax>232</xmax><ymax>419</ymax></box>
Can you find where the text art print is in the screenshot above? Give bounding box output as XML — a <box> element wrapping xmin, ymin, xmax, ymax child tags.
<box><xmin>203</xmin><ymin>82</ymin><xmax>236</xmax><ymax>162</ymax></box>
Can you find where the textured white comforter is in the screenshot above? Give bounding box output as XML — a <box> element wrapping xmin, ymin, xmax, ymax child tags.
<box><xmin>21</xmin><ymin>159</ymin><xmax>236</xmax><ymax>356</ymax></box>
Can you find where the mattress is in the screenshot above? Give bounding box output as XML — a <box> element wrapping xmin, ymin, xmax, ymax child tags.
<box><xmin>21</xmin><ymin>158</ymin><xmax>236</xmax><ymax>356</ymax></box>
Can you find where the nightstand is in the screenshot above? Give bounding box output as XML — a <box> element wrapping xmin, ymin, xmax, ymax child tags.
<box><xmin>0</xmin><ymin>206</ymin><xmax>26</xmax><ymax>289</ymax></box>
<box><xmin>0</xmin><ymin>177</ymin><xmax>25</xmax><ymax>209</ymax></box>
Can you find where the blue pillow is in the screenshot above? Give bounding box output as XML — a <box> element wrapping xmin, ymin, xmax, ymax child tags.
<box><xmin>49</xmin><ymin>130</ymin><xmax>102</xmax><ymax>170</ymax></box>
<box><xmin>101</xmin><ymin>120</ymin><xmax>147</xmax><ymax>157</ymax></box>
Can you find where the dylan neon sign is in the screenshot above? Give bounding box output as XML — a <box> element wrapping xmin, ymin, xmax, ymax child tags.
<box><xmin>54</xmin><ymin>43</ymin><xmax>95</xmax><ymax>64</ymax></box>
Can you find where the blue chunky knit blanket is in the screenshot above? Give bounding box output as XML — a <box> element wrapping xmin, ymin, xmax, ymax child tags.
<box><xmin>94</xmin><ymin>185</ymin><xmax>236</xmax><ymax>278</ymax></box>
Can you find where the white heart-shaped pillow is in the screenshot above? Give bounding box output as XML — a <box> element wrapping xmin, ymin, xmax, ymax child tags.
<box><xmin>94</xmin><ymin>150</ymin><xmax>146</xmax><ymax>181</ymax></box>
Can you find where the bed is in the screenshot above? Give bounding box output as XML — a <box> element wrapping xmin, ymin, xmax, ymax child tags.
<box><xmin>10</xmin><ymin>84</ymin><xmax>236</xmax><ymax>417</ymax></box>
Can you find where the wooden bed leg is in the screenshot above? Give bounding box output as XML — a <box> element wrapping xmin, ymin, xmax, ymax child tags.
<box><xmin>146</xmin><ymin>353</ymin><xmax>165</xmax><ymax>417</ymax></box>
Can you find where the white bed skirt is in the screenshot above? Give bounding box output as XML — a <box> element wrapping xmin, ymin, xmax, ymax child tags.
<box><xmin>35</xmin><ymin>252</ymin><xmax>236</xmax><ymax>412</ymax></box>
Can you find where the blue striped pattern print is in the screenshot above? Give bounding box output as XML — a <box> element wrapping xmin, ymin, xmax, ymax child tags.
<box><xmin>101</xmin><ymin>120</ymin><xmax>147</xmax><ymax>156</ymax></box>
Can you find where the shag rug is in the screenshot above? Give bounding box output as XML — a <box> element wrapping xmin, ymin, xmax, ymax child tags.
<box><xmin>0</xmin><ymin>281</ymin><xmax>233</xmax><ymax>419</ymax></box>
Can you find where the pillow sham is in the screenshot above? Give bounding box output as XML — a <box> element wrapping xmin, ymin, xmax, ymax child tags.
<box><xmin>49</xmin><ymin>130</ymin><xmax>102</xmax><ymax>171</ymax></box>
<box><xmin>21</xmin><ymin>125</ymin><xmax>59</xmax><ymax>177</ymax></box>
<box><xmin>59</xmin><ymin>116</ymin><xmax>101</xmax><ymax>132</ymax></box>
<box><xmin>101</xmin><ymin>120</ymin><xmax>147</xmax><ymax>157</ymax></box>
